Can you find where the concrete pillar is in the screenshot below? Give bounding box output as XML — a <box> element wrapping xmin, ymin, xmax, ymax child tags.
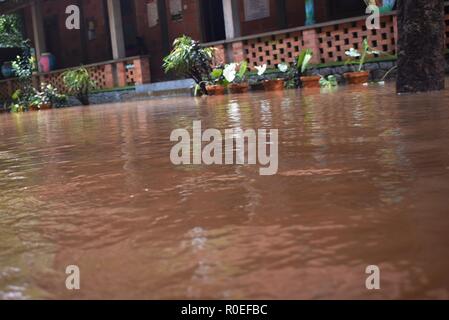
<box><xmin>222</xmin><ymin>0</ymin><xmax>241</xmax><ymax>39</ymax></box>
<box><xmin>31</xmin><ymin>0</ymin><xmax>47</xmax><ymax>64</ymax></box>
<box><xmin>107</xmin><ymin>0</ymin><xmax>126</xmax><ymax>59</ymax></box>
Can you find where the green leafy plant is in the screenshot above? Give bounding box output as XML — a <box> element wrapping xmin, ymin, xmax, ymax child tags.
<box><xmin>284</xmin><ymin>49</ymin><xmax>315</xmax><ymax>88</ymax></box>
<box><xmin>9</xmin><ymin>40</ymin><xmax>36</xmax><ymax>111</ymax></box>
<box><xmin>297</xmin><ymin>49</ymin><xmax>314</xmax><ymax>75</ymax></box>
<box><xmin>0</xmin><ymin>14</ymin><xmax>24</xmax><ymax>48</ymax></box>
<box><xmin>62</xmin><ymin>67</ymin><xmax>96</xmax><ymax>105</ymax></box>
<box><xmin>319</xmin><ymin>75</ymin><xmax>338</xmax><ymax>88</ymax></box>
<box><xmin>163</xmin><ymin>35</ymin><xmax>214</xmax><ymax>95</ymax></box>
<box><xmin>31</xmin><ymin>83</ymin><xmax>67</xmax><ymax>109</ymax></box>
<box><xmin>194</xmin><ymin>65</ymin><xmax>229</xmax><ymax>96</ymax></box>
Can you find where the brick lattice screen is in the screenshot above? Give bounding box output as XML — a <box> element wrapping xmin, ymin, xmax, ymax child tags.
<box><xmin>0</xmin><ymin>56</ymin><xmax>150</xmax><ymax>102</ymax></box>
<box><xmin>238</xmin><ymin>15</ymin><xmax>399</xmax><ymax>68</ymax></box>
<box><xmin>317</xmin><ymin>15</ymin><xmax>397</xmax><ymax>63</ymax></box>
<box><xmin>243</xmin><ymin>31</ymin><xmax>304</xmax><ymax>67</ymax></box>
<box><xmin>39</xmin><ymin>64</ymin><xmax>110</xmax><ymax>92</ymax></box>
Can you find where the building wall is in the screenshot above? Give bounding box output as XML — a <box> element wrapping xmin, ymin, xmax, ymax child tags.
<box><xmin>17</xmin><ymin>0</ymin><xmax>358</xmax><ymax>80</ymax></box>
<box><xmin>22</xmin><ymin>0</ymin><xmax>111</xmax><ymax>69</ymax></box>
<box><xmin>134</xmin><ymin>0</ymin><xmax>203</xmax><ymax>81</ymax></box>
<box><xmin>239</xmin><ymin>0</ymin><xmax>329</xmax><ymax>36</ymax></box>
<box><xmin>81</xmin><ymin>0</ymin><xmax>112</xmax><ymax>65</ymax></box>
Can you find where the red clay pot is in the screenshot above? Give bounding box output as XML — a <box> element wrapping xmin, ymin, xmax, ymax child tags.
<box><xmin>228</xmin><ymin>83</ymin><xmax>250</xmax><ymax>94</ymax></box>
<box><xmin>29</xmin><ymin>104</ymin><xmax>52</xmax><ymax>111</ymax></box>
<box><xmin>300</xmin><ymin>76</ymin><xmax>321</xmax><ymax>88</ymax></box>
<box><xmin>206</xmin><ymin>85</ymin><xmax>226</xmax><ymax>96</ymax></box>
<box><xmin>344</xmin><ymin>71</ymin><xmax>370</xmax><ymax>84</ymax></box>
<box><xmin>263</xmin><ymin>79</ymin><xmax>285</xmax><ymax>91</ymax></box>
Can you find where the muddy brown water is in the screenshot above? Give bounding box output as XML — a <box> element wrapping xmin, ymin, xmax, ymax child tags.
<box><xmin>1</xmin><ymin>83</ymin><xmax>449</xmax><ymax>299</ymax></box>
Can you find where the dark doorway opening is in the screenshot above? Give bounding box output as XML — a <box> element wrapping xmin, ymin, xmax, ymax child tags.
<box><xmin>327</xmin><ymin>0</ymin><xmax>366</xmax><ymax>20</ymax></box>
<box><xmin>200</xmin><ymin>0</ymin><xmax>226</xmax><ymax>43</ymax></box>
<box><xmin>43</xmin><ymin>15</ymin><xmax>62</xmax><ymax>67</ymax></box>
<box><xmin>120</xmin><ymin>0</ymin><xmax>141</xmax><ymax>56</ymax></box>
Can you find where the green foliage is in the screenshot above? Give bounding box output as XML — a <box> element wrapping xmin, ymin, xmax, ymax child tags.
<box><xmin>9</xmin><ymin>40</ymin><xmax>35</xmax><ymax>111</ymax></box>
<box><xmin>282</xmin><ymin>49</ymin><xmax>315</xmax><ymax>88</ymax></box>
<box><xmin>9</xmin><ymin>83</ymin><xmax>67</xmax><ymax>113</ymax></box>
<box><xmin>297</xmin><ymin>49</ymin><xmax>313</xmax><ymax>75</ymax></box>
<box><xmin>319</xmin><ymin>75</ymin><xmax>338</xmax><ymax>88</ymax></box>
<box><xmin>31</xmin><ymin>83</ymin><xmax>67</xmax><ymax>109</ymax></box>
<box><xmin>163</xmin><ymin>36</ymin><xmax>214</xmax><ymax>95</ymax></box>
<box><xmin>62</xmin><ymin>67</ymin><xmax>96</xmax><ymax>105</ymax></box>
<box><xmin>0</xmin><ymin>14</ymin><xmax>23</xmax><ymax>48</ymax></box>
<box><xmin>237</xmin><ymin>61</ymin><xmax>248</xmax><ymax>81</ymax></box>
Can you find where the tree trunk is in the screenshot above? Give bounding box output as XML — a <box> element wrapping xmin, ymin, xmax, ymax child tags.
<box><xmin>396</xmin><ymin>0</ymin><xmax>446</xmax><ymax>93</ymax></box>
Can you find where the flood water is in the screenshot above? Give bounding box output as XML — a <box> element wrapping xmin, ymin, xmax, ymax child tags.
<box><xmin>1</xmin><ymin>83</ymin><xmax>449</xmax><ymax>299</ymax></box>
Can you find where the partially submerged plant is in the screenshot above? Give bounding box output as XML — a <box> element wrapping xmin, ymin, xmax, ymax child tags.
<box><xmin>31</xmin><ymin>83</ymin><xmax>67</xmax><ymax>109</ymax></box>
<box><xmin>195</xmin><ymin>65</ymin><xmax>227</xmax><ymax>96</ymax></box>
<box><xmin>319</xmin><ymin>75</ymin><xmax>338</xmax><ymax>88</ymax></box>
<box><xmin>62</xmin><ymin>67</ymin><xmax>96</xmax><ymax>105</ymax></box>
<box><xmin>163</xmin><ymin>35</ymin><xmax>214</xmax><ymax>95</ymax></box>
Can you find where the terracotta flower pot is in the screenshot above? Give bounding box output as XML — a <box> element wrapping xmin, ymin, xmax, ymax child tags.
<box><xmin>29</xmin><ymin>104</ymin><xmax>52</xmax><ymax>111</ymax></box>
<box><xmin>250</xmin><ymin>82</ymin><xmax>265</xmax><ymax>91</ymax></box>
<box><xmin>263</xmin><ymin>79</ymin><xmax>285</xmax><ymax>91</ymax></box>
<box><xmin>40</xmin><ymin>104</ymin><xmax>52</xmax><ymax>110</ymax></box>
<box><xmin>300</xmin><ymin>76</ymin><xmax>321</xmax><ymax>88</ymax></box>
<box><xmin>344</xmin><ymin>71</ymin><xmax>370</xmax><ymax>84</ymax></box>
<box><xmin>228</xmin><ymin>83</ymin><xmax>250</xmax><ymax>94</ymax></box>
<box><xmin>206</xmin><ymin>84</ymin><xmax>226</xmax><ymax>96</ymax></box>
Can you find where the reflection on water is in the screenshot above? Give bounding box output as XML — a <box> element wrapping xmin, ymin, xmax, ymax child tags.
<box><xmin>1</xmin><ymin>84</ymin><xmax>449</xmax><ymax>299</ymax></box>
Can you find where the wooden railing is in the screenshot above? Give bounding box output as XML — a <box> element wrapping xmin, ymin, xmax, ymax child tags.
<box><xmin>0</xmin><ymin>55</ymin><xmax>151</xmax><ymax>102</ymax></box>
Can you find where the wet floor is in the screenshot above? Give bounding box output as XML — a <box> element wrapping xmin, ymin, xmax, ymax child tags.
<box><xmin>1</xmin><ymin>83</ymin><xmax>449</xmax><ymax>299</ymax></box>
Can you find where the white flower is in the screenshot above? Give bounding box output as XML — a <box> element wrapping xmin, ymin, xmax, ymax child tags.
<box><xmin>255</xmin><ymin>64</ymin><xmax>267</xmax><ymax>76</ymax></box>
<box><xmin>278</xmin><ymin>63</ymin><xmax>289</xmax><ymax>73</ymax></box>
<box><xmin>367</xmin><ymin>50</ymin><xmax>380</xmax><ymax>55</ymax></box>
<box><xmin>345</xmin><ymin>48</ymin><xmax>361</xmax><ymax>58</ymax></box>
<box><xmin>223</xmin><ymin>63</ymin><xmax>237</xmax><ymax>83</ymax></box>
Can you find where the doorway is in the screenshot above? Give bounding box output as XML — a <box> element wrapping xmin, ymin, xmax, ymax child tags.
<box><xmin>200</xmin><ymin>0</ymin><xmax>226</xmax><ymax>43</ymax></box>
<box><xmin>120</xmin><ymin>0</ymin><xmax>139</xmax><ymax>56</ymax></box>
<box><xmin>327</xmin><ymin>0</ymin><xmax>366</xmax><ymax>20</ymax></box>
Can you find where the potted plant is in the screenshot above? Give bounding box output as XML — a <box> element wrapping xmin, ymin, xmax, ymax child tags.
<box><xmin>30</xmin><ymin>83</ymin><xmax>67</xmax><ymax>110</ymax></box>
<box><xmin>225</xmin><ymin>61</ymin><xmax>250</xmax><ymax>94</ymax></box>
<box><xmin>261</xmin><ymin>63</ymin><xmax>288</xmax><ymax>91</ymax></box>
<box><xmin>204</xmin><ymin>66</ymin><xmax>227</xmax><ymax>96</ymax></box>
<box><xmin>62</xmin><ymin>67</ymin><xmax>96</xmax><ymax>105</ymax></box>
<box><xmin>163</xmin><ymin>36</ymin><xmax>214</xmax><ymax>96</ymax></box>
<box><xmin>344</xmin><ymin>38</ymin><xmax>379</xmax><ymax>84</ymax></box>
<box><xmin>297</xmin><ymin>49</ymin><xmax>321</xmax><ymax>88</ymax></box>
